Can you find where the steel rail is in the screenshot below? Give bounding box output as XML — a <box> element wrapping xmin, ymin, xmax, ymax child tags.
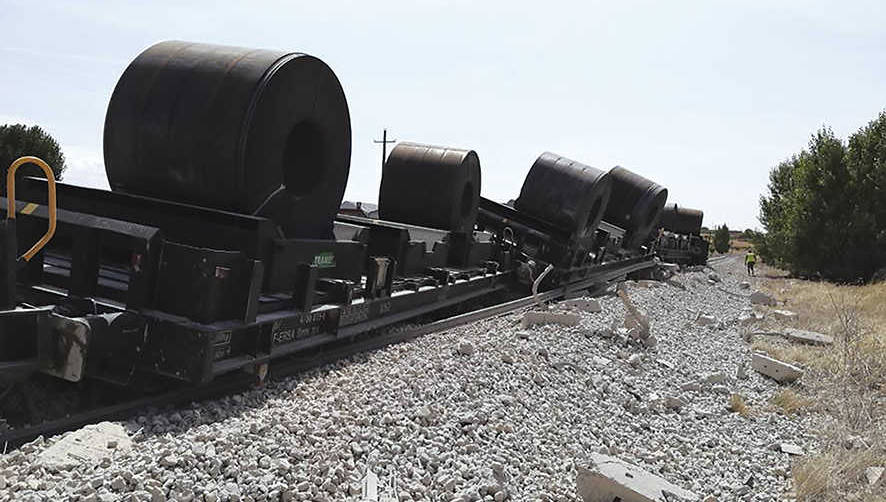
<box><xmin>1</xmin><ymin>255</ymin><xmax>654</xmax><ymax>449</ymax></box>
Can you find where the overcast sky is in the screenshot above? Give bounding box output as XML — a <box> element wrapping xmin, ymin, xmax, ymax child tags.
<box><xmin>2</xmin><ymin>0</ymin><xmax>883</xmax><ymax>230</ymax></box>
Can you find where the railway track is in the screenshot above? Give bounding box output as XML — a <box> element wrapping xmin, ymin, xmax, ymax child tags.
<box><xmin>0</xmin><ymin>256</ymin><xmax>650</xmax><ymax>449</ymax></box>
<box><xmin>706</xmin><ymin>254</ymin><xmax>734</xmax><ymax>265</ymax></box>
<box><xmin>0</xmin><ymin>40</ymin><xmax>708</xmax><ymax>453</ymax></box>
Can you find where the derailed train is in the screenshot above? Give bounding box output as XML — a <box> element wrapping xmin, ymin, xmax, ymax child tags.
<box><xmin>655</xmin><ymin>203</ymin><xmax>709</xmax><ymax>265</ymax></box>
<box><xmin>0</xmin><ymin>41</ymin><xmax>704</xmax><ymax>392</ymax></box>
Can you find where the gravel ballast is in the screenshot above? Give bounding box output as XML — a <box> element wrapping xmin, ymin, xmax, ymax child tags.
<box><xmin>0</xmin><ymin>256</ymin><xmax>816</xmax><ymax>502</ymax></box>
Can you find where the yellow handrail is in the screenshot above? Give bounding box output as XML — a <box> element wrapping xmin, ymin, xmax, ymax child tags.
<box><xmin>6</xmin><ymin>156</ymin><xmax>57</xmax><ymax>261</ymax></box>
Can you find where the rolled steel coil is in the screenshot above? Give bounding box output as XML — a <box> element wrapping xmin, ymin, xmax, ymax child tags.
<box><xmin>603</xmin><ymin>166</ymin><xmax>668</xmax><ymax>248</ymax></box>
<box><xmin>515</xmin><ymin>152</ymin><xmax>612</xmax><ymax>238</ymax></box>
<box><xmin>378</xmin><ymin>142</ymin><xmax>481</xmax><ymax>233</ymax></box>
<box><xmin>659</xmin><ymin>203</ymin><xmax>704</xmax><ymax>235</ymax></box>
<box><xmin>104</xmin><ymin>40</ymin><xmax>351</xmax><ymax>238</ymax></box>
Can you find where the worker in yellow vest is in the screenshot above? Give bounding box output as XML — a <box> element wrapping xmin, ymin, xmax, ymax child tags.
<box><xmin>745</xmin><ymin>249</ymin><xmax>757</xmax><ymax>276</ymax></box>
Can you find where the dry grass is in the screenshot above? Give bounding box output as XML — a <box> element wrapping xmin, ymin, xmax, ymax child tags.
<box><xmin>749</xmin><ymin>266</ymin><xmax>886</xmax><ymax>391</ymax></box>
<box><xmin>730</xmin><ymin>238</ymin><xmax>754</xmax><ymax>252</ymax></box>
<box><xmin>754</xmin><ymin>261</ymin><xmax>886</xmax><ymax>335</ymax></box>
<box><xmin>747</xmin><ymin>263</ymin><xmax>886</xmax><ymax>500</ymax></box>
<box><xmin>750</xmin><ymin>338</ymin><xmax>823</xmax><ymax>368</ymax></box>
<box><xmin>770</xmin><ymin>388</ymin><xmax>813</xmax><ymax>415</ymax></box>
<box><xmin>728</xmin><ymin>393</ymin><xmax>750</xmax><ymax>417</ymax></box>
<box><xmin>793</xmin><ymin>446</ymin><xmax>886</xmax><ymax>501</ymax></box>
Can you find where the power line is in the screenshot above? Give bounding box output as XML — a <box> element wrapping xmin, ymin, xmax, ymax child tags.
<box><xmin>373</xmin><ymin>129</ymin><xmax>396</xmax><ymax>170</ymax></box>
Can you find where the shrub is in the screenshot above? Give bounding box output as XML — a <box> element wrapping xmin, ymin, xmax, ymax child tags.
<box><xmin>712</xmin><ymin>224</ymin><xmax>730</xmax><ymax>253</ymax></box>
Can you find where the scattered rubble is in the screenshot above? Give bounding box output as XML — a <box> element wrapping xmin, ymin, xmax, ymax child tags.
<box><xmin>1</xmin><ymin>256</ymin><xmax>813</xmax><ymax>502</ymax></box>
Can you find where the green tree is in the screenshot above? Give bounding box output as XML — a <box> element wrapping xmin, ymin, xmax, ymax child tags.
<box><xmin>0</xmin><ymin>124</ymin><xmax>66</xmax><ymax>193</ymax></box>
<box><xmin>713</xmin><ymin>224</ymin><xmax>730</xmax><ymax>253</ymax></box>
<box><xmin>757</xmin><ymin>118</ymin><xmax>886</xmax><ymax>282</ymax></box>
<box><xmin>787</xmin><ymin>128</ymin><xmax>850</xmax><ymax>278</ymax></box>
<box><xmin>844</xmin><ymin>111</ymin><xmax>886</xmax><ymax>280</ymax></box>
<box><xmin>758</xmin><ymin>156</ymin><xmax>796</xmax><ymax>267</ymax></box>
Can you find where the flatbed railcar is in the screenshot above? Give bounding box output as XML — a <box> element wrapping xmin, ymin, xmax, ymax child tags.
<box><xmin>653</xmin><ymin>203</ymin><xmax>709</xmax><ymax>265</ymax></box>
<box><xmin>0</xmin><ymin>41</ymin><xmax>677</xmax><ymax>424</ymax></box>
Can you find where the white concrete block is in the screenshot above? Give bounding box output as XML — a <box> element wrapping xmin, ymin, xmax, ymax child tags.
<box><xmin>659</xmin><ymin>262</ymin><xmax>679</xmax><ymax>273</ymax></box>
<box><xmin>361</xmin><ymin>471</ymin><xmax>379</xmax><ymax>501</ymax></box>
<box><xmin>625</xmin><ymin>311</ymin><xmax>650</xmax><ymax>335</ymax></box>
<box><xmin>751</xmin><ymin>353</ymin><xmax>803</xmax><ymax>383</ymax></box>
<box><xmin>704</xmin><ymin>372</ymin><xmax>727</xmax><ymax>385</ymax></box>
<box><xmin>521</xmin><ymin>311</ymin><xmax>580</xmax><ymax>328</ymax></box>
<box><xmin>636</xmin><ymin>280</ymin><xmax>662</xmax><ymax>289</ymax></box>
<box><xmin>865</xmin><ymin>466</ymin><xmax>884</xmax><ymax>486</ymax></box>
<box><xmin>561</xmin><ymin>297</ymin><xmax>603</xmax><ymax>313</ymax></box>
<box><xmin>738</xmin><ymin>311</ymin><xmax>764</xmax><ymax>326</ymax></box>
<box><xmin>696</xmin><ymin>314</ymin><xmax>717</xmax><ymax>326</ymax></box>
<box><xmin>783</xmin><ymin>328</ymin><xmax>833</xmax><ymax>346</ymax></box>
<box><xmin>665</xmin><ymin>279</ymin><xmax>687</xmax><ymax>290</ymax></box>
<box><xmin>779</xmin><ymin>443</ymin><xmax>804</xmax><ymax>456</ymax></box>
<box><xmin>749</xmin><ymin>291</ymin><xmax>776</xmax><ymax>306</ymax></box>
<box><xmin>771</xmin><ymin>309</ymin><xmax>798</xmax><ymax>322</ymax></box>
<box><xmin>38</xmin><ymin>422</ymin><xmax>132</xmax><ymax>469</ymax></box>
<box><xmin>577</xmin><ymin>453</ymin><xmax>698</xmax><ymax>502</ymax></box>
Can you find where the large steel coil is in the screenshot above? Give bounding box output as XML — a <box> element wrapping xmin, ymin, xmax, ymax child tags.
<box><xmin>659</xmin><ymin>203</ymin><xmax>704</xmax><ymax>235</ymax></box>
<box><xmin>603</xmin><ymin>166</ymin><xmax>668</xmax><ymax>248</ymax></box>
<box><xmin>515</xmin><ymin>152</ymin><xmax>612</xmax><ymax>238</ymax></box>
<box><xmin>378</xmin><ymin>142</ymin><xmax>481</xmax><ymax>233</ymax></box>
<box><xmin>104</xmin><ymin>41</ymin><xmax>351</xmax><ymax>238</ymax></box>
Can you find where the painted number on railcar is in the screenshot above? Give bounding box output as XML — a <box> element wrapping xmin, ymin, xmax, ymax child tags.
<box><xmin>271</xmin><ymin>312</ymin><xmax>328</xmax><ymax>346</ymax></box>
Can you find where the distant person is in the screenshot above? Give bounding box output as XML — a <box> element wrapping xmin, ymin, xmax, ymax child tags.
<box><xmin>745</xmin><ymin>249</ymin><xmax>757</xmax><ymax>276</ymax></box>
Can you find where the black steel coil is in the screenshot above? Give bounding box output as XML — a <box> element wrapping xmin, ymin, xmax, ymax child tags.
<box><xmin>515</xmin><ymin>152</ymin><xmax>612</xmax><ymax>239</ymax></box>
<box><xmin>104</xmin><ymin>41</ymin><xmax>351</xmax><ymax>238</ymax></box>
<box><xmin>659</xmin><ymin>203</ymin><xmax>704</xmax><ymax>235</ymax></box>
<box><xmin>603</xmin><ymin>166</ymin><xmax>668</xmax><ymax>248</ymax></box>
<box><xmin>378</xmin><ymin>142</ymin><xmax>481</xmax><ymax>233</ymax></box>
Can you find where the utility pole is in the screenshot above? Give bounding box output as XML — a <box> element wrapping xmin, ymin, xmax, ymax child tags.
<box><xmin>373</xmin><ymin>129</ymin><xmax>396</xmax><ymax>170</ymax></box>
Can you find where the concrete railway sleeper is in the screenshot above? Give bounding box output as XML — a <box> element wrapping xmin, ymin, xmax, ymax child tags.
<box><xmin>0</xmin><ymin>40</ymin><xmax>706</xmax><ymax>442</ymax></box>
